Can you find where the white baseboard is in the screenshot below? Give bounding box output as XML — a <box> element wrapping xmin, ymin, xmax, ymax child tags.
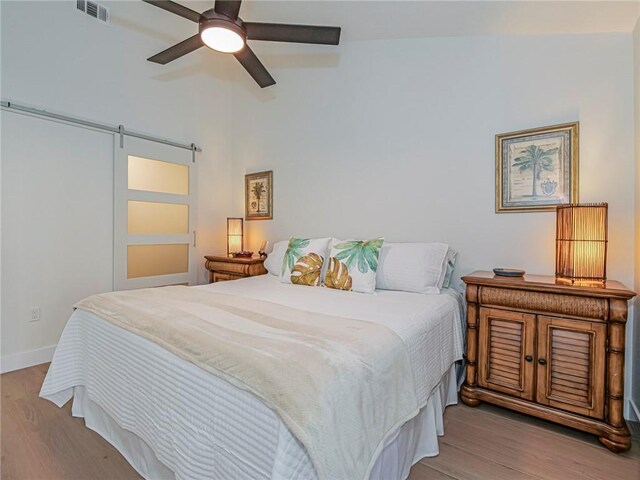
<box><xmin>629</xmin><ymin>398</ymin><xmax>640</xmax><ymax>423</ymax></box>
<box><xmin>1</xmin><ymin>345</ymin><xmax>56</xmax><ymax>374</ymax></box>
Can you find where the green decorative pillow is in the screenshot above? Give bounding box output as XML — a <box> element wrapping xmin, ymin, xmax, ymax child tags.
<box><xmin>281</xmin><ymin>237</ymin><xmax>331</xmax><ymax>287</ymax></box>
<box><xmin>324</xmin><ymin>238</ymin><xmax>384</xmax><ymax>293</ymax></box>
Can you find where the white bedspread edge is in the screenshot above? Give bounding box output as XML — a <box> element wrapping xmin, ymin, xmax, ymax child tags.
<box><xmin>50</xmin><ymin>364</ymin><xmax>460</xmax><ymax>480</ymax></box>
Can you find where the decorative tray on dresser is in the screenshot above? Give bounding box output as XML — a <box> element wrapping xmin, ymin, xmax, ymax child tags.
<box><xmin>461</xmin><ymin>271</ymin><xmax>636</xmax><ymax>452</ymax></box>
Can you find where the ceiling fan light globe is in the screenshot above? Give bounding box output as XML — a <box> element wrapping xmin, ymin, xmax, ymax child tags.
<box><xmin>201</xmin><ymin>26</ymin><xmax>245</xmax><ymax>53</ymax></box>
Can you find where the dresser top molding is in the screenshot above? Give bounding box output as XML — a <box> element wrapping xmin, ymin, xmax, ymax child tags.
<box><xmin>462</xmin><ymin>271</ymin><xmax>635</xmax><ymax>300</ymax></box>
<box><xmin>205</xmin><ymin>255</ymin><xmax>265</xmax><ymax>265</ymax></box>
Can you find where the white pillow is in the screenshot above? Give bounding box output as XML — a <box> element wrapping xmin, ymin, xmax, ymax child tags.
<box><xmin>264</xmin><ymin>240</ymin><xmax>288</xmax><ymax>276</ymax></box>
<box><xmin>439</xmin><ymin>248</ymin><xmax>458</xmax><ymax>289</ymax></box>
<box><xmin>281</xmin><ymin>237</ymin><xmax>331</xmax><ymax>286</ymax></box>
<box><xmin>325</xmin><ymin>237</ymin><xmax>384</xmax><ymax>294</ymax></box>
<box><xmin>376</xmin><ymin>242</ymin><xmax>450</xmax><ymax>294</ymax></box>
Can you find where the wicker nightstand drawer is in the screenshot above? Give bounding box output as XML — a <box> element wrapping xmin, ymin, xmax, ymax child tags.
<box><xmin>212</xmin><ymin>272</ymin><xmax>244</xmax><ymax>283</ymax></box>
<box><xmin>477</xmin><ymin>286</ymin><xmax>608</xmax><ymax>320</ymax></box>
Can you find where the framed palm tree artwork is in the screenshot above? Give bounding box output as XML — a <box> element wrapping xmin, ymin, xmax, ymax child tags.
<box><xmin>245</xmin><ymin>170</ymin><xmax>273</xmax><ymax>220</ymax></box>
<box><xmin>496</xmin><ymin>122</ymin><xmax>579</xmax><ymax>212</ymax></box>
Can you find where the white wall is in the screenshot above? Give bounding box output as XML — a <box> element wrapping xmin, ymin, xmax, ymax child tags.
<box><xmin>0</xmin><ymin>1</ymin><xmax>233</xmax><ymax>369</ymax></box>
<box><xmin>633</xmin><ymin>18</ymin><xmax>640</xmax><ymax>421</ymax></box>
<box><xmin>230</xmin><ymin>34</ymin><xmax>637</xmax><ymax>415</ymax></box>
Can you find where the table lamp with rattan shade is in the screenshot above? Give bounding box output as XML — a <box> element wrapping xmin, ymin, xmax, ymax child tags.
<box><xmin>555</xmin><ymin>203</ymin><xmax>608</xmax><ymax>284</ymax></box>
<box><xmin>227</xmin><ymin>218</ymin><xmax>243</xmax><ymax>256</ymax></box>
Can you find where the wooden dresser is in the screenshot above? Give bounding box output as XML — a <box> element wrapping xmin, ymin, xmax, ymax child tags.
<box><xmin>461</xmin><ymin>271</ymin><xmax>635</xmax><ymax>452</ymax></box>
<box><xmin>204</xmin><ymin>255</ymin><xmax>267</xmax><ymax>283</ymax></box>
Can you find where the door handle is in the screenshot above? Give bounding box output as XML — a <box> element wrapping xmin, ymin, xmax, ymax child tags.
<box><xmin>538</xmin><ymin>358</ymin><xmax>547</xmax><ymax>365</ymax></box>
<box><xmin>525</xmin><ymin>355</ymin><xmax>533</xmax><ymax>362</ymax></box>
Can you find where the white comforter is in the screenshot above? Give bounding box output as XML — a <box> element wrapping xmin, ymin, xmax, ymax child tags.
<box><xmin>41</xmin><ymin>275</ymin><xmax>465</xmax><ymax>480</ymax></box>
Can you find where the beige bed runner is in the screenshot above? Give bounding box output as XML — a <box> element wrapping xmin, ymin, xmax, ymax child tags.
<box><xmin>75</xmin><ymin>286</ymin><xmax>418</xmax><ymax>480</ymax></box>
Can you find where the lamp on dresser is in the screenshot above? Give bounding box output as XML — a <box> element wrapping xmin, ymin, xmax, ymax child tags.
<box><xmin>461</xmin><ymin>203</ymin><xmax>636</xmax><ymax>452</ymax></box>
<box><xmin>227</xmin><ymin>217</ymin><xmax>243</xmax><ymax>257</ymax></box>
<box><xmin>556</xmin><ymin>203</ymin><xmax>608</xmax><ymax>285</ymax></box>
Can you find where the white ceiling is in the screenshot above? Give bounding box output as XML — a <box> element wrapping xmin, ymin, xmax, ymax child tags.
<box><xmin>183</xmin><ymin>1</ymin><xmax>640</xmax><ymax>41</ymax></box>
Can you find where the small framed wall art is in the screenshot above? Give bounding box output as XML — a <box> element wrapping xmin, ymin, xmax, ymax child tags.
<box><xmin>245</xmin><ymin>170</ymin><xmax>273</xmax><ymax>220</ymax></box>
<box><xmin>496</xmin><ymin>122</ymin><xmax>579</xmax><ymax>213</ymax></box>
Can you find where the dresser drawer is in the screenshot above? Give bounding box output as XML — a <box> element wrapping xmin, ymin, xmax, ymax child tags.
<box><xmin>207</xmin><ymin>261</ymin><xmax>252</xmax><ymax>276</ymax></box>
<box><xmin>478</xmin><ymin>286</ymin><xmax>608</xmax><ymax>320</ymax></box>
<box><xmin>212</xmin><ymin>272</ymin><xmax>244</xmax><ymax>283</ymax></box>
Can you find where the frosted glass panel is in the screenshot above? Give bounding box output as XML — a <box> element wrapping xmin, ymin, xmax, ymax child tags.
<box><xmin>128</xmin><ymin>244</ymin><xmax>189</xmax><ymax>279</ymax></box>
<box><xmin>128</xmin><ymin>156</ymin><xmax>189</xmax><ymax>195</ymax></box>
<box><xmin>128</xmin><ymin>201</ymin><xmax>188</xmax><ymax>234</ymax></box>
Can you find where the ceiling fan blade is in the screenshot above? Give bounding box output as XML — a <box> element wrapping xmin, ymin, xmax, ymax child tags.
<box><xmin>234</xmin><ymin>46</ymin><xmax>275</xmax><ymax>88</ymax></box>
<box><xmin>148</xmin><ymin>34</ymin><xmax>204</xmax><ymax>64</ymax></box>
<box><xmin>244</xmin><ymin>23</ymin><xmax>341</xmax><ymax>45</ymax></box>
<box><xmin>214</xmin><ymin>0</ymin><xmax>242</xmax><ymax>20</ymax></box>
<box><xmin>142</xmin><ymin>0</ymin><xmax>201</xmax><ymax>23</ymax></box>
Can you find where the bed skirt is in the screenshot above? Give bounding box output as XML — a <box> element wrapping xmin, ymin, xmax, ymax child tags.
<box><xmin>69</xmin><ymin>363</ymin><xmax>459</xmax><ymax>480</ymax></box>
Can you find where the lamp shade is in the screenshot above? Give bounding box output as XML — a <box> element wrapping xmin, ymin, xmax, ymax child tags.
<box><xmin>555</xmin><ymin>203</ymin><xmax>608</xmax><ymax>284</ymax></box>
<box><xmin>227</xmin><ymin>218</ymin><xmax>243</xmax><ymax>256</ymax></box>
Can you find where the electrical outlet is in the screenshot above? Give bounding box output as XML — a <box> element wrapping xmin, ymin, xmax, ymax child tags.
<box><xmin>29</xmin><ymin>306</ymin><xmax>41</xmax><ymax>322</ymax></box>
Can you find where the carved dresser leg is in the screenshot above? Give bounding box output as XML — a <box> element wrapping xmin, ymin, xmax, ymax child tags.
<box><xmin>599</xmin><ymin>433</ymin><xmax>631</xmax><ymax>453</ymax></box>
<box><xmin>460</xmin><ymin>384</ymin><xmax>481</xmax><ymax>407</ymax></box>
<box><xmin>603</xmin><ymin>299</ymin><xmax>630</xmax><ymax>453</ymax></box>
<box><xmin>461</xmin><ymin>285</ymin><xmax>481</xmax><ymax>407</ymax></box>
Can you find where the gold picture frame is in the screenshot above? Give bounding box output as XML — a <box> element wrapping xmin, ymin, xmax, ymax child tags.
<box><xmin>496</xmin><ymin>122</ymin><xmax>579</xmax><ymax>213</ymax></box>
<box><xmin>245</xmin><ymin>170</ymin><xmax>273</xmax><ymax>220</ymax></box>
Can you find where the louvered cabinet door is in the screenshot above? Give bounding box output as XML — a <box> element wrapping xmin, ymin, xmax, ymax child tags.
<box><xmin>478</xmin><ymin>308</ymin><xmax>536</xmax><ymax>400</ymax></box>
<box><xmin>536</xmin><ymin>316</ymin><xmax>606</xmax><ymax>419</ymax></box>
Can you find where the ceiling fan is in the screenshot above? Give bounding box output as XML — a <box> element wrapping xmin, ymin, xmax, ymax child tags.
<box><xmin>142</xmin><ymin>0</ymin><xmax>341</xmax><ymax>88</ymax></box>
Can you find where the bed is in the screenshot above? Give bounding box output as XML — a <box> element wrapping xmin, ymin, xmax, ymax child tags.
<box><xmin>41</xmin><ymin>274</ymin><xmax>465</xmax><ymax>480</ymax></box>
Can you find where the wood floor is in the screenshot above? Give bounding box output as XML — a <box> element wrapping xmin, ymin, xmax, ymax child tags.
<box><xmin>2</xmin><ymin>364</ymin><xmax>639</xmax><ymax>480</ymax></box>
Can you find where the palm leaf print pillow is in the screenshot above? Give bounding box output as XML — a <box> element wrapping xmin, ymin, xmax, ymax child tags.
<box><xmin>281</xmin><ymin>237</ymin><xmax>331</xmax><ymax>286</ymax></box>
<box><xmin>324</xmin><ymin>238</ymin><xmax>384</xmax><ymax>293</ymax></box>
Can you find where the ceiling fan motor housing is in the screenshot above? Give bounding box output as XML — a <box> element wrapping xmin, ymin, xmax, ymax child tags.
<box><xmin>199</xmin><ymin>11</ymin><xmax>246</xmax><ymax>41</ymax></box>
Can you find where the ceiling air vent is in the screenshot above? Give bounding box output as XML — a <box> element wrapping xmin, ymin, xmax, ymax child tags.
<box><xmin>76</xmin><ymin>0</ymin><xmax>109</xmax><ymax>25</ymax></box>
<box><xmin>98</xmin><ymin>4</ymin><xmax>108</xmax><ymax>23</ymax></box>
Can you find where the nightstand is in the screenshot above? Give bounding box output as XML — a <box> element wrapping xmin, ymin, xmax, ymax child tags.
<box><xmin>204</xmin><ymin>255</ymin><xmax>267</xmax><ymax>283</ymax></box>
<box><xmin>461</xmin><ymin>271</ymin><xmax>635</xmax><ymax>452</ymax></box>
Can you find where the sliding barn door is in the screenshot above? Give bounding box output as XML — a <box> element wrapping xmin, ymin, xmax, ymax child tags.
<box><xmin>114</xmin><ymin>137</ymin><xmax>197</xmax><ymax>290</ymax></box>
